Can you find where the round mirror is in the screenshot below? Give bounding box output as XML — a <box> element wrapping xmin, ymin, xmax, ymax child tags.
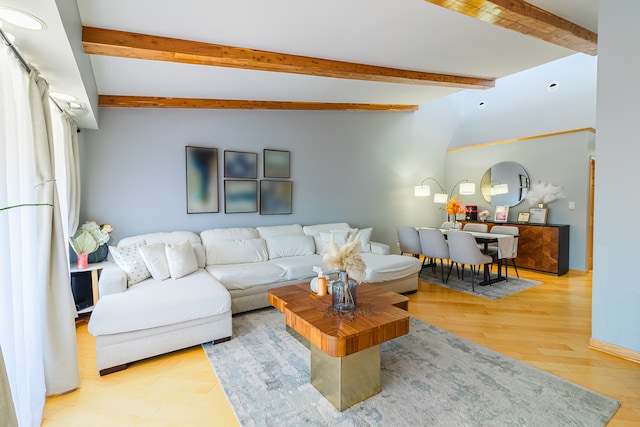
<box><xmin>480</xmin><ymin>162</ymin><xmax>530</xmax><ymax>207</ymax></box>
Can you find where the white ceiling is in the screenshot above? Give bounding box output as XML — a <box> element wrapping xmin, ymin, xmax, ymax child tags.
<box><xmin>0</xmin><ymin>0</ymin><xmax>598</xmax><ymax>129</ymax></box>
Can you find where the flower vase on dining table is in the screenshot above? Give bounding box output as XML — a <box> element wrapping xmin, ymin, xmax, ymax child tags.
<box><xmin>449</xmin><ymin>215</ymin><xmax>461</xmax><ymax>231</ymax></box>
<box><xmin>332</xmin><ymin>271</ymin><xmax>357</xmax><ymax>312</ymax></box>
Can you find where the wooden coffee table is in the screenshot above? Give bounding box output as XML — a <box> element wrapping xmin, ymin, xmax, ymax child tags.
<box><xmin>268</xmin><ymin>283</ymin><xmax>410</xmax><ymax>410</ymax></box>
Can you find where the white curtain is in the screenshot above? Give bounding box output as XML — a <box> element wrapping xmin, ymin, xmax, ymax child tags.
<box><xmin>0</xmin><ymin>346</ymin><xmax>18</xmax><ymax>427</ymax></box>
<box><xmin>0</xmin><ymin>41</ymin><xmax>80</xmax><ymax>426</ymax></box>
<box><xmin>52</xmin><ymin>111</ymin><xmax>80</xmax><ymax>235</ymax></box>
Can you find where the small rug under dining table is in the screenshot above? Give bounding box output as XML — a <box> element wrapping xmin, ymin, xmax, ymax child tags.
<box><xmin>419</xmin><ymin>263</ymin><xmax>542</xmax><ymax>299</ymax></box>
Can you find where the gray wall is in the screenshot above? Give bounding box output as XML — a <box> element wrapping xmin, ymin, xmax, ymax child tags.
<box><xmin>80</xmin><ymin>107</ymin><xmax>446</xmax><ymax>249</ymax></box>
<box><xmin>445</xmin><ymin>130</ymin><xmax>594</xmax><ymax>271</ymax></box>
<box><xmin>592</xmin><ymin>0</ymin><xmax>640</xmax><ymax>353</ymax></box>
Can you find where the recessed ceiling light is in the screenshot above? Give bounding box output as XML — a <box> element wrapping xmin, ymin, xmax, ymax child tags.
<box><xmin>50</xmin><ymin>92</ymin><xmax>77</xmax><ymax>102</ymax></box>
<box><xmin>547</xmin><ymin>82</ymin><xmax>559</xmax><ymax>92</ymax></box>
<box><xmin>0</xmin><ymin>7</ymin><xmax>47</xmax><ymax>31</ymax></box>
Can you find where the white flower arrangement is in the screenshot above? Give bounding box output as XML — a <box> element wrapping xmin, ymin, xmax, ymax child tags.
<box><xmin>322</xmin><ymin>232</ymin><xmax>367</xmax><ymax>283</ymax></box>
<box><xmin>525</xmin><ymin>182</ymin><xmax>566</xmax><ymax>206</ymax></box>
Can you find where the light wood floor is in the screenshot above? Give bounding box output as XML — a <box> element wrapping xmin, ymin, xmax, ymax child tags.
<box><xmin>43</xmin><ymin>267</ymin><xmax>640</xmax><ymax>426</ymax></box>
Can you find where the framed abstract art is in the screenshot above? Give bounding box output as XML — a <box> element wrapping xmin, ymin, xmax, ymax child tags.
<box><xmin>186</xmin><ymin>146</ymin><xmax>218</xmax><ymax>213</ymax></box>
<box><xmin>260</xmin><ymin>180</ymin><xmax>292</xmax><ymax>215</ymax></box>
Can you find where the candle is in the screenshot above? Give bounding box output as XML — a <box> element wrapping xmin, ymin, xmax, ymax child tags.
<box><xmin>317</xmin><ymin>276</ymin><xmax>327</xmax><ymax>296</ymax></box>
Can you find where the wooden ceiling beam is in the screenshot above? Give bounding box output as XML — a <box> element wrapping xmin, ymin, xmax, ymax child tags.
<box><xmin>98</xmin><ymin>95</ymin><xmax>419</xmax><ymax>112</ymax></box>
<box><xmin>82</xmin><ymin>27</ymin><xmax>494</xmax><ymax>90</ymax></box>
<box><xmin>424</xmin><ymin>0</ymin><xmax>597</xmax><ymax>55</ymax></box>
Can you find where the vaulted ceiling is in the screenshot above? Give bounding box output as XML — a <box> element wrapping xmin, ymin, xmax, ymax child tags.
<box><xmin>0</xmin><ymin>0</ymin><xmax>598</xmax><ymax>129</ymax></box>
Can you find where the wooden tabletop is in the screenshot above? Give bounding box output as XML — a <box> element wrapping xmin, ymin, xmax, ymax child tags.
<box><xmin>268</xmin><ymin>283</ymin><xmax>410</xmax><ymax>357</ymax></box>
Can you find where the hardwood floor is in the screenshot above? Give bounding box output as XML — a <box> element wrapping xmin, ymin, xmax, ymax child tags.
<box><xmin>43</xmin><ymin>268</ymin><xmax>640</xmax><ymax>426</ymax></box>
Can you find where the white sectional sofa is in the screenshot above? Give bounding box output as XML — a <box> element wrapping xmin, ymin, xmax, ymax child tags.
<box><xmin>203</xmin><ymin>223</ymin><xmax>421</xmax><ymax>313</ymax></box>
<box><xmin>88</xmin><ymin>231</ymin><xmax>232</xmax><ymax>375</ymax></box>
<box><xmin>88</xmin><ymin>223</ymin><xmax>421</xmax><ymax>374</ymax></box>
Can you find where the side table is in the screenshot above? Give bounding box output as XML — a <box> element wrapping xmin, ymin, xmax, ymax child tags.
<box><xmin>70</xmin><ymin>261</ymin><xmax>112</xmax><ymax>313</ymax></box>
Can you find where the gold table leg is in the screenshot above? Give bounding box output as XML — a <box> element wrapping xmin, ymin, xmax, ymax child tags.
<box><xmin>310</xmin><ymin>344</ymin><xmax>381</xmax><ymax>411</ymax></box>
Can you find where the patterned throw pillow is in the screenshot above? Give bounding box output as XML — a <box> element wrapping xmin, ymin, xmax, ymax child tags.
<box><xmin>109</xmin><ymin>244</ymin><xmax>151</xmax><ymax>286</ymax></box>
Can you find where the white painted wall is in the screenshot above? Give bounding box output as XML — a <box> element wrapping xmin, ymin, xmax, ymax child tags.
<box><xmin>592</xmin><ymin>0</ymin><xmax>640</xmax><ymax>352</ymax></box>
<box><xmin>450</xmin><ymin>53</ymin><xmax>597</xmax><ymax>148</ymax></box>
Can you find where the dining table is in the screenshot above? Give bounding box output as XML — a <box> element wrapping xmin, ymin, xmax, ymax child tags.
<box><xmin>439</xmin><ymin>229</ymin><xmax>515</xmax><ymax>286</ymax></box>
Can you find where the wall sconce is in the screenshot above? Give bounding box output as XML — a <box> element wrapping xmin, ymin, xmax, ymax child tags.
<box><xmin>414</xmin><ymin>178</ymin><xmax>448</xmax><ymax>203</ymax></box>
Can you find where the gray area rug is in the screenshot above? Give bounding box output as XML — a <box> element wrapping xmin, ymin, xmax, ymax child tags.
<box><xmin>203</xmin><ymin>308</ymin><xmax>619</xmax><ymax>426</ymax></box>
<box><xmin>419</xmin><ymin>263</ymin><xmax>542</xmax><ymax>299</ymax></box>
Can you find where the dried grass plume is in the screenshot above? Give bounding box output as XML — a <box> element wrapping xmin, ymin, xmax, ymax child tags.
<box><xmin>322</xmin><ymin>232</ymin><xmax>367</xmax><ymax>283</ymax></box>
<box><xmin>525</xmin><ymin>182</ymin><xmax>566</xmax><ymax>205</ymax></box>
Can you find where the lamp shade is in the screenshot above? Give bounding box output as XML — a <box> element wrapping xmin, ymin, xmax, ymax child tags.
<box><xmin>459</xmin><ymin>182</ymin><xmax>476</xmax><ymax>195</ymax></box>
<box><xmin>414</xmin><ymin>185</ymin><xmax>431</xmax><ymax>197</ymax></box>
<box><xmin>433</xmin><ymin>193</ymin><xmax>448</xmax><ymax>204</ymax></box>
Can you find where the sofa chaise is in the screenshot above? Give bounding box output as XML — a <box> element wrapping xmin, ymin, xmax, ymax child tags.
<box><xmin>87</xmin><ymin>223</ymin><xmax>422</xmax><ymax>374</ymax></box>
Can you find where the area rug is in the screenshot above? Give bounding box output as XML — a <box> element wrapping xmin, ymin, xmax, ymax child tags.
<box><xmin>419</xmin><ymin>264</ymin><xmax>542</xmax><ymax>299</ymax></box>
<box><xmin>203</xmin><ymin>308</ymin><xmax>619</xmax><ymax>426</ymax></box>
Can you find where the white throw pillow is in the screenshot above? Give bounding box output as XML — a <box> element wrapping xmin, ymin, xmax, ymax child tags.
<box><xmin>205</xmin><ymin>238</ymin><xmax>269</xmax><ymax>265</ymax></box>
<box><xmin>317</xmin><ymin>229</ymin><xmax>350</xmax><ymax>254</ymax></box>
<box><xmin>192</xmin><ymin>242</ymin><xmax>206</xmax><ymax>268</ymax></box>
<box><xmin>109</xmin><ymin>244</ymin><xmax>151</xmax><ymax>286</ymax></box>
<box><xmin>138</xmin><ymin>243</ymin><xmax>171</xmax><ymax>280</ymax></box>
<box><xmin>358</xmin><ymin>227</ymin><xmax>373</xmax><ymax>253</ymax></box>
<box><xmin>165</xmin><ymin>241</ymin><xmax>199</xmax><ymax>279</ymax></box>
<box><xmin>265</xmin><ymin>235</ymin><xmax>315</xmax><ymax>260</ymax></box>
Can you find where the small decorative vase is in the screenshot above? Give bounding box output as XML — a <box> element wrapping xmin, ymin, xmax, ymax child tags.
<box><xmin>332</xmin><ymin>271</ymin><xmax>357</xmax><ymax>312</ymax></box>
<box><xmin>77</xmin><ymin>253</ymin><xmax>89</xmax><ymax>269</ymax></box>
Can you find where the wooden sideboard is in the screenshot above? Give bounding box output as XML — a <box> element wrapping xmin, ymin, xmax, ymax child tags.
<box><xmin>461</xmin><ymin>222</ymin><xmax>570</xmax><ymax>275</ymax></box>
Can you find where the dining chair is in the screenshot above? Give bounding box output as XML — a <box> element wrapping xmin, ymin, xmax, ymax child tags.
<box><xmin>418</xmin><ymin>228</ymin><xmax>450</xmax><ymax>283</ymax></box>
<box><xmin>462</xmin><ymin>223</ymin><xmax>488</xmax><ymax>232</ymax></box>
<box><xmin>488</xmin><ymin>225</ymin><xmax>520</xmax><ymax>280</ymax></box>
<box><xmin>446</xmin><ymin>231</ymin><xmax>493</xmax><ymax>291</ymax></box>
<box><xmin>396</xmin><ymin>226</ymin><xmax>422</xmax><ymax>258</ymax></box>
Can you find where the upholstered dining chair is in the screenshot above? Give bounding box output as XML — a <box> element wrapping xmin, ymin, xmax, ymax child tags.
<box><xmin>396</xmin><ymin>226</ymin><xmax>422</xmax><ymax>258</ymax></box>
<box><xmin>488</xmin><ymin>225</ymin><xmax>520</xmax><ymax>280</ymax></box>
<box><xmin>440</xmin><ymin>221</ymin><xmax>453</xmax><ymax>230</ymax></box>
<box><xmin>462</xmin><ymin>223</ymin><xmax>489</xmax><ymax>232</ymax></box>
<box><xmin>418</xmin><ymin>227</ymin><xmax>450</xmax><ymax>283</ymax></box>
<box><xmin>446</xmin><ymin>231</ymin><xmax>493</xmax><ymax>291</ymax></box>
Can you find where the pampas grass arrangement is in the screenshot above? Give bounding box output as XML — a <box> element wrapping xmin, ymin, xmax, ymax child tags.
<box><xmin>322</xmin><ymin>232</ymin><xmax>367</xmax><ymax>283</ymax></box>
<box><xmin>525</xmin><ymin>182</ymin><xmax>565</xmax><ymax>206</ymax></box>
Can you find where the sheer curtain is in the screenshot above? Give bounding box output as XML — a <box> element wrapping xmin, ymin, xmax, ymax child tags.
<box><xmin>0</xmin><ymin>41</ymin><xmax>80</xmax><ymax>426</ymax></box>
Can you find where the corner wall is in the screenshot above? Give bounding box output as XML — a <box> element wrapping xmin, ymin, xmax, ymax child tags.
<box><xmin>592</xmin><ymin>0</ymin><xmax>640</xmax><ymax>354</ymax></box>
